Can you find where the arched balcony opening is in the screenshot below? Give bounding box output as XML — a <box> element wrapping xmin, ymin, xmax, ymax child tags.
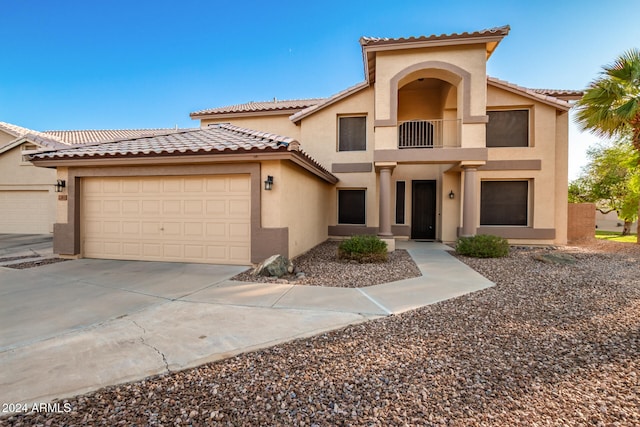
<box><xmin>397</xmin><ymin>76</ymin><xmax>460</xmax><ymax>148</ymax></box>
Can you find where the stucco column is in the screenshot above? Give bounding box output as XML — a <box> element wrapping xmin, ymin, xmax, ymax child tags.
<box><xmin>461</xmin><ymin>166</ymin><xmax>478</xmax><ymax>237</ymax></box>
<box><xmin>378</xmin><ymin>166</ymin><xmax>393</xmax><ymax>237</ymax></box>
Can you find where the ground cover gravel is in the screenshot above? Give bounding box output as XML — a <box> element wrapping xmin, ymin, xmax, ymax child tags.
<box><xmin>232</xmin><ymin>240</ymin><xmax>422</xmax><ymax>287</ymax></box>
<box><xmin>3</xmin><ymin>239</ymin><xmax>639</xmax><ymax>426</ymax></box>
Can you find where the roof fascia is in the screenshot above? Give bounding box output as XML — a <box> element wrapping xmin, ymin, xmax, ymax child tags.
<box><xmin>31</xmin><ymin>151</ymin><xmax>338</xmax><ymax>184</ymax></box>
<box><xmin>191</xmin><ymin>109</ymin><xmax>298</xmax><ymax>121</ymax></box>
<box><xmin>290</xmin><ymin>82</ymin><xmax>369</xmax><ymax>124</ymax></box>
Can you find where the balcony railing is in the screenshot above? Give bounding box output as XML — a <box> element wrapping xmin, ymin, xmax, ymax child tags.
<box><xmin>398</xmin><ymin>119</ymin><xmax>461</xmax><ymax>148</ymax></box>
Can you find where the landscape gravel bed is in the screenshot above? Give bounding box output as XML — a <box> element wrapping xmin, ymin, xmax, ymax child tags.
<box><xmin>3</xmin><ymin>239</ymin><xmax>640</xmax><ymax>425</ymax></box>
<box><xmin>232</xmin><ymin>240</ymin><xmax>422</xmax><ymax>287</ymax></box>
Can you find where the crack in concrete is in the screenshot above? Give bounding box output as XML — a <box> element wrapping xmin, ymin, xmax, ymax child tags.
<box><xmin>132</xmin><ymin>320</ymin><xmax>170</xmax><ymax>373</ymax></box>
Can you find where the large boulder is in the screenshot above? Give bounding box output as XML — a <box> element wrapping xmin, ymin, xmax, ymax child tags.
<box><xmin>252</xmin><ymin>254</ymin><xmax>294</xmax><ymax>278</ymax></box>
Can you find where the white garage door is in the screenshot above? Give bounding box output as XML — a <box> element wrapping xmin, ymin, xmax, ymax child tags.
<box><xmin>0</xmin><ymin>190</ymin><xmax>52</xmax><ymax>234</ymax></box>
<box><xmin>82</xmin><ymin>175</ymin><xmax>251</xmax><ymax>265</ymax></box>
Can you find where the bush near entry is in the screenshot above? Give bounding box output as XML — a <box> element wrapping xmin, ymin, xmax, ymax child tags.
<box><xmin>456</xmin><ymin>234</ymin><xmax>509</xmax><ymax>258</ymax></box>
<box><xmin>338</xmin><ymin>235</ymin><xmax>388</xmax><ymax>263</ymax></box>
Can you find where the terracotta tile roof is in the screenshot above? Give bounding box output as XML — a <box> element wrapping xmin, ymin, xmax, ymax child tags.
<box><xmin>44</xmin><ymin>128</ymin><xmax>193</xmax><ymax>145</ymax></box>
<box><xmin>31</xmin><ymin>124</ymin><xmax>337</xmax><ymax>183</ymax></box>
<box><xmin>487</xmin><ymin>77</ymin><xmax>576</xmax><ymax>111</ymax></box>
<box><xmin>531</xmin><ymin>88</ymin><xmax>584</xmax><ymax>101</ymax></box>
<box><xmin>360</xmin><ymin>25</ymin><xmax>511</xmax><ymax>47</ymax></box>
<box><xmin>190</xmin><ymin>98</ymin><xmax>325</xmax><ymax>118</ymax></box>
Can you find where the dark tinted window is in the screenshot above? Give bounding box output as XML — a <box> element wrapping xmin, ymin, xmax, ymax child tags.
<box><xmin>338</xmin><ymin>190</ymin><xmax>366</xmax><ymax>224</ymax></box>
<box><xmin>338</xmin><ymin>117</ymin><xmax>366</xmax><ymax>151</ymax></box>
<box><xmin>480</xmin><ymin>181</ymin><xmax>528</xmax><ymax>226</ymax></box>
<box><xmin>395</xmin><ymin>181</ymin><xmax>405</xmax><ymax>224</ymax></box>
<box><xmin>486</xmin><ymin>110</ymin><xmax>529</xmax><ymax>147</ymax></box>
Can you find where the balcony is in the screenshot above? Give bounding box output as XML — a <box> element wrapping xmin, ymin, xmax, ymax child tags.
<box><xmin>398</xmin><ymin>119</ymin><xmax>461</xmax><ymax>148</ymax></box>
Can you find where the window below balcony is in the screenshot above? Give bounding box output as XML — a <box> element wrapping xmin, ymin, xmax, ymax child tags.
<box><xmin>480</xmin><ymin>180</ymin><xmax>529</xmax><ymax>226</ymax></box>
<box><xmin>338</xmin><ymin>189</ymin><xmax>366</xmax><ymax>225</ymax></box>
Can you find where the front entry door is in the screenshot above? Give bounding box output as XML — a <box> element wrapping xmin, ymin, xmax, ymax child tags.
<box><xmin>411</xmin><ymin>180</ymin><xmax>436</xmax><ymax>240</ymax></box>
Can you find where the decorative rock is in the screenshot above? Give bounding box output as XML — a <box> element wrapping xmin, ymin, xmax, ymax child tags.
<box><xmin>532</xmin><ymin>252</ymin><xmax>578</xmax><ymax>265</ymax></box>
<box><xmin>252</xmin><ymin>254</ymin><xmax>294</xmax><ymax>278</ymax></box>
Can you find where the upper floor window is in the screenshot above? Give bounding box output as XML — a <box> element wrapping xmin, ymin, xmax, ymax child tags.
<box><xmin>486</xmin><ymin>110</ymin><xmax>529</xmax><ymax>147</ymax></box>
<box><xmin>338</xmin><ymin>116</ymin><xmax>366</xmax><ymax>151</ymax></box>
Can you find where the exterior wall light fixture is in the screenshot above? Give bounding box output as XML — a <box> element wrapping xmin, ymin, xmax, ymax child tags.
<box><xmin>449</xmin><ymin>190</ymin><xmax>455</xmax><ymax>199</ymax></box>
<box><xmin>264</xmin><ymin>175</ymin><xmax>274</xmax><ymax>191</ymax></box>
<box><xmin>55</xmin><ymin>179</ymin><xmax>66</xmax><ymax>193</ymax></box>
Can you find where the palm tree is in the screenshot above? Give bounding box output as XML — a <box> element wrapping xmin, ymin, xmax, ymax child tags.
<box><xmin>575</xmin><ymin>48</ymin><xmax>640</xmax><ymax>242</ymax></box>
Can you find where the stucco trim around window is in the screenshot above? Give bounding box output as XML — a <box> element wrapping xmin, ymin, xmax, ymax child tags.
<box><xmin>375</xmin><ymin>61</ymin><xmax>489</xmax><ymax>127</ymax></box>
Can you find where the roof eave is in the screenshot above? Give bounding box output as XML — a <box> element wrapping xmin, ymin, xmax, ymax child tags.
<box><xmin>30</xmin><ymin>149</ymin><xmax>338</xmax><ymax>184</ymax></box>
<box><xmin>191</xmin><ymin>109</ymin><xmax>304</xmax><ymax>121</ymax></box>
<box><xmin>290</xmin><ymin>81</ymin><xmax>370</xmax><ymax>123</ymax></box>
<box><xmin>487</xmin><ymin>78</ymin><xmax>573</xmax><ymax>111</ymax></box>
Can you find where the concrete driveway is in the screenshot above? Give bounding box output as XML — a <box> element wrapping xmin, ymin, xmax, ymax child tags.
<box><xmin>0</xmin><ymin>238</ymin><xmax>494</xmax><ymax>409</ymax></box>
<box><xmin>0</xmin><ymin>233</ymin><xmax>53</xmax><ymax>258</ymax></box>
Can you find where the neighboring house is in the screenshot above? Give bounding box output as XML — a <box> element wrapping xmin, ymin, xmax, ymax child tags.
<box><xmin>31</xmin><ymin>25</ymin><xmax>582</xmax><ymax>266</ymax></box>
<box><xmin>0</xmin><ymin>122</ymin><xmax>189</xmax><ymax>234</ymax></box>
<box><xmin>595</xmin><ymin>210</ymin><xmax>638</xmax><ymax>233</ymax></box>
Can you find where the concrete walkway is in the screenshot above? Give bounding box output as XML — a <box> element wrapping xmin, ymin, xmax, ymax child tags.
<box><xmin>0</xmin><ymin>241</ymin><xmax>493</xmax><ymax>407</ymax></box>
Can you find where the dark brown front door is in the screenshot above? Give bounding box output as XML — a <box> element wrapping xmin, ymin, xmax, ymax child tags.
<box><xmin>411</xmin><ymin>180</ymin><xmax>436</xmax><ymax>240</ymax></box>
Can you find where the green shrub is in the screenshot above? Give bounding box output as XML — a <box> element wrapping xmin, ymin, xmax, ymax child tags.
<box><xmin>456</xmin><ymin>234</ymin><xmax>509</xmax><ymax>258</ymax></box>
<box><xmin>338</xmin><ymin>235</ymin><xmax>388</xmax><ymax>263</ymax></box>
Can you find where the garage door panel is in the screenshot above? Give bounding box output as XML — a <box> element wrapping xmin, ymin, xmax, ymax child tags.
<box><xmin>142</xmin><ymin>200</ymin><xmax>161</xmax><ymax>215</ymax></box>
<box><xmin>102</xmin><ymin>180</ymin><xmax>121</xmax><ymax>193</ymax></box>
<box><xmin>229</xmin><ymin>199</ymin><xmax>250</xmax><ymax>216</ymax></box>
<box><xmin>122</xmin><ymin>200</ymin><xmax>140</xmax><ymax>214</ymax></box>
<box><xmin>122</xmin><ymin>243</ymin><xmax>141</xmax><ymax>256</ymax></box>
<box><xmin>82</xmin><ymin>176</ymin><xmax>251</xmax><ymax>264</ymax></box>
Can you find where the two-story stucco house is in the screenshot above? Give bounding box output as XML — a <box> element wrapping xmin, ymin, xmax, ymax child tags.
<box><xmin>31</xmin><ymin>26</ymin><xmax>582</xmax><ymax>266</ymax></box>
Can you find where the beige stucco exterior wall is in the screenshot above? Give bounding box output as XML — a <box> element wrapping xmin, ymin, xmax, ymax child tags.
<box><xmin>200</xmin><ymin>114</ymin><xmax>301</xmax><ymax>140</ymax></box>
<box><xmin>481</xmin><ymin>85</ymin><xmax>569</xmax><ymax>245</ymax></box>
<box><xmin>374</xmin><ymin>45</ymin><xmax>487</xmax><ymax>122</ymax></box>
<box><xmin>280</xmin><ymin>161</ymin><xmax>332</xmax><ymax>257</ymax></box>
<box><xmin>257</xmin><ymin>159</ymin><xmax>332</xmax><ymax>257</ymax></box>
<box><xmin>298</xmin><ymin>87</ymin><xmax>378</xmax><ymax>229</ymax></box>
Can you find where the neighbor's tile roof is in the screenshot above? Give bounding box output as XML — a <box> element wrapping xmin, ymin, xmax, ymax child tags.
<box><xmin>190</xmin><ymin>98</ymin><xmax>325</xmax><ymax>118</ymax></box>
<box><xmin>44</xmin><ymin>128</ymin><xmax>193</xmax><ymax>145</ymax></box>
<box><xmin>359</xmin><ymin>25</ymin><xmax>511</xmax><ymax>47</ymax></box>
<box><xmin>0</xmin><ymin>121</ymin><xmax>68</xmax><ymax>150</ymax></box>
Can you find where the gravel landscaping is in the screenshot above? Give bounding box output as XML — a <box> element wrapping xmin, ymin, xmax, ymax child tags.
<box><xmin>232</xmin><ymin>240</ymin><xmax>422</xmax><ymax>287</ymax></box>
<box><xmin>3</xmin><ymin>239</ymin><xmax>640</xmax><ymax>426</ymax></box>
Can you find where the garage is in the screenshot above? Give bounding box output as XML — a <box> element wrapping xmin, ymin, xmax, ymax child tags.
<box><xmin>82</xmin><ymin>175</ymin><xmax>251</xmax><ymax>265</ymax></box>
<box><xmin>0</xmin><ymin>190</ymin><xmax>53</xmax><ymax>234</ymax></box>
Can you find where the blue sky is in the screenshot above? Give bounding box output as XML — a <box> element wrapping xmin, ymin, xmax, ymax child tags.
<box><xmin>1</xmin><ymin>0</ymin><xmax>639</xmax><ymax>179</ymax></box>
